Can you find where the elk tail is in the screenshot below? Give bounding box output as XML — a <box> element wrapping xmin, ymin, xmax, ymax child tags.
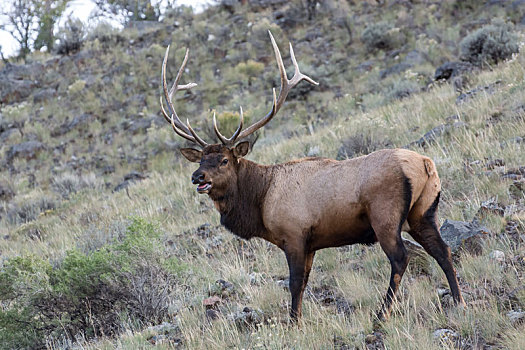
<box><xmin>424</xmin><ymin>158</ymin><xmax>436</xmax><ymax>177</ymax></box>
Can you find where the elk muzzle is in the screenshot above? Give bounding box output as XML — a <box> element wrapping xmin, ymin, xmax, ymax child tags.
<box><xmin>192</xmin><ymin>170</ymin><xmax>212</xmax><ymax>193</ymax></box>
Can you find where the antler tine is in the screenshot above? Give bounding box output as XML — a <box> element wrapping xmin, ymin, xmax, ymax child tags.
<box><xmin>236</xmin><ymin>31</ymin><xmax>318</xmax><ymax>140</ymax></box>
<box><xmin>161</xmin><ymin>45</ymin><xmax>208</xmax><ymax>147</ymax></box>
<box><xmin>289</xmin><ymin>42</ymin><xmax>319</xmax><ymax>87</ymax></box>
<box><xmin>186</xmin><ymin>119</ymin><xmax>208</xmax><ymax>147</ymax></box>
<box><xmin>213</xmin><ymin>107</ymin><xmax>245</xmax><ymax>146</ymax></box>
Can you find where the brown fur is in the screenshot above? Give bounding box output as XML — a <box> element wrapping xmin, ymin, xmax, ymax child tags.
<box><xmin>184</xmin><ymin>146</ymin><xmax>466</xmax><ymax>321</ymax></box>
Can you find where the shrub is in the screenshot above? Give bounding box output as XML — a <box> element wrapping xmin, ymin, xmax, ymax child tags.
<box><xmin>0</xmin><ymin>217</ymin><xmax>185</xmax><ymax>349</ymax></box>
<box><xmin>236</xmin><ymin>59</ymin><xmax>265</xmax><ymax>86</ymax></box>
<box><xmin>6</xmin><ymin>196</ymin><xmax>57</xmax><ymax>225</ymax></box>
<box><xmin>386</xmin><ymin>79</ymin><xmax>420</xmax><ymax>101</ymax></box>
<box><xmin>51</xmin><ymin>172</ymin><xmax>101</xmax><ymax>199</ymax></box>
<box><xmin>360</xmin><ymin>21</ymin><xmax>402</xmax><ymax>52</ymax></box>
<box><xmin>459</xmin><ymin>20</ymin><xmax>519</xmax><ymax>67</ymax></box>
<box><xmin>336</xmin><ymin>133</ymin><xmax>392</xmax><ymax>160</ymax></box>
<box><xmin>55</xmin><ymin>17</ymin><xmax>86</xmax><ymax>55</ymax></box>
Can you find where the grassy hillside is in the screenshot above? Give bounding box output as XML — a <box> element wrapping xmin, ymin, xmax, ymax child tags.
<box><xmin>0</xmin><ymin>0</ymin><xmax>524</xmax><ymax>349</ymax></box>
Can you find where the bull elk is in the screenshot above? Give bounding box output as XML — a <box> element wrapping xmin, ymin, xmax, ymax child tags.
<box><xmin>159</xmin><ymin>32</ymin><xmax>466</xmax><ymax>322</ymax></box>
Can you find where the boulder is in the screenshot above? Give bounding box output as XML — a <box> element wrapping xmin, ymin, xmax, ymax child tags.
<box><xmin>0</xmin><ymin>62</ymin><xmax>44</xmax><ymax>104</ymax></box>
<box><xmin>6</xmin><ymin>141</ymin><xmax>46</xmax><ymax>162</ymax></box>
<box><xmin>434</xmin><ymin>61</ymin><xmax>474</xmax><ymax>81</ymax></box>
<box><xmin>440</xmin><ymin>219</ymin><xmax>490</xmax><ymax>255</ymax></box>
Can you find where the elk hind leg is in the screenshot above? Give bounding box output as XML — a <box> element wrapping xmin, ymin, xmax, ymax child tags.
<box><xmin>408</xmin><ymin>194</ymin><xmax>466</xmax><ymax>306</ymax></box>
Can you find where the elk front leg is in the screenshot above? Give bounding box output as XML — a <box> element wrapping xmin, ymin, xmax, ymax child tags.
<box><xmin>285</xmin><ymin>248</ymin><xmax>315</xmax><ymax>322</ymax></box>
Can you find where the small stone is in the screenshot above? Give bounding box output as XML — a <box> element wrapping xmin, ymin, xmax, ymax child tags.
<box><xmin>230</xmin><ymin>306</ymin><xmax>264</xmax><ymax>329</ymax></box>
<box><xmin>203</xmin><ymin>295</ymin><xmax>222</xmax><ymax>309</ymax></box>
<box><xmin>433</xmin><ymin>328</ymin><xmax>459</xmax><ymax>343</ymax></box>
<box><xmin>485</xmin><ymin>158</ymin><xmax>505</xmax><ymax>169</ymax></box>
<box><xmin>206</xmin><ymin>309</ymin><xmax>220</xmax><ymax>320</ymax></box>
<box><xmin>249</xmin><ymin>272</ymin><xmax>263</xmax><ymax>285</ymax></box>
<box><xmin>489</xmin><ymin>250</ymin><xmax>505</xmax><ymax>262</ymax></box>
<box><xmin>276</xmin><ymin>278</ymin><xmax>289</xmax><ymax>290</ymax></box>
<box><xmin>437</xmin><ymin>288</ymin><xmax>450</xmax><ymax>297</ymax></box>
<box><xmin>507</xmin><ymin>310</ymin><xmax>525</xmax><ymax>325</ymax></box>
<box><xmin>365</xmin><ymin>334</ymin><xmax>377</xmax><ymax>344</ymax></box>
<box><xmin>479</xmin><ymin>198</ymin><xmax>505</xmax><ymax>217</ymax></box>
<box><xmin>307</xmin><ymin>145</ymin><xmax>320</xmax><ymax>157</ymax></box>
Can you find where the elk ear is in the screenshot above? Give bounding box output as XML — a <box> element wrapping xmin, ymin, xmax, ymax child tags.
<box><xmin>180</xmin><ymin>148</ymin><xmax>202</xmax><ymax>163</ymax></box>
<box><xmin>233</xmin><ymin>141</ymin><xmax>250</xmax><ymax>158</ymax></box>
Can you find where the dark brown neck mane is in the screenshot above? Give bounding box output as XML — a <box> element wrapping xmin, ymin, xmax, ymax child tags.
<box><xmin>213</xmin><ymin>159</ymin><xmax>273</xmax><ymax>240</ymax></box>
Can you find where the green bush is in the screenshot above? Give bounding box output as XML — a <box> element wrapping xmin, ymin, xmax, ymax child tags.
<box><xmin>0</xmin><ymin>217</ymin><xmax>184</xmax><ymax>349</ymax></box>
<box><xmin>236</xmin><ymin>59</ymin><xmax>265</xmax><ymax>86</ymax></box>
<box><xmin>460</xmin><ymin>20</ymin><xmax>519</xmax><ymax>67</ymax></box>
<box><xmin>360</xmin><ymin>21</ymin><xmax>402</xmax><ymax>52</ymax></box>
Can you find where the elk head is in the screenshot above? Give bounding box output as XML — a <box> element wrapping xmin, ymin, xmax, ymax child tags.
<box><xmin>160</xmin><ymin>32</ymin><xmax>318</xmax><ymax>200</ymax></box>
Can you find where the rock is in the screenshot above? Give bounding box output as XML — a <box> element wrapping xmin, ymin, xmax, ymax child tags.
<box><xmin>124</xmin><ymin>171</ymin><xmax>147</xmax><ymax>182</ymax></box>
<box><xmin>214</xmin><ymin>279</ymin><xmax>235</xmax><ymax>297</ymax></box>
<box><xmin>365</xmin><ymin>333</ymin><xmax>378</xmax><ymax>344</ymax></box>
<box><xmin>0</xmin><ymin>62</ymin><xmax>44</xmax><ymax>104</ymax></box>
<box><xmin>479</xmin><ymin>198</ymin><xmax>505</xmax><ymax>217</ymax></box>
<box><xmin>121</xmin><ymin>115</ymin><xmax>153</xmax><ymax>135</ymax></box>
<box><xmin>440</xmin><ymin>219</ymin><xmax>490</xmax><ymax>255</ymax></box>
<box><xmin>379</xmin><ymin>62</ymin><xmax>412</xmax><ymax>79</ymax></box>
<box><xmin>485</xmin><ymin>158</ymin><xmax>505</xmax><ymax>170</ymax></box>
<box><xmin>507</xmin><ymin>310</ymin><xmax>525</xmax><ymax>325</ymax></box>
<box><xmin>249</xmin><ymin>272</ymin><xmax>264</xmax><ymax>285</ymax></box>
<box><xmin>32</xmin><ymin>88</ymin><xmax>56</xmax><ymax>103</ymax></box>
<box><xmin>433</xmin><ymin>328</ymin><xmax>459</xmax><ymax>344</ymax></box>
<box><xmin>437</xmin><ymin>288</ymin><xmax>450</xmax><ymax>298</ymax></box>
<box><xmin>402</xmin><ymin>238</ymin><xmax>432</xmax><ymax>274</ymax></box>
<box><xmin>113</xmin><ymin>171</ymin><xmax>148</xmax><ymax>192</ymax></box>
<box><xmin>356</xmin><ymin>60</ymin><xmax>375</xmax><ymax>72</ymax></box>
<box><xmin>502</xmin><ymin>166</ymin><xmax>525</xmax><ymax>180</ymax></box>
<box><xmin>509</xmin><ymin>180</ymin><xmax>524</xmax><ymax>199</ymax></box>
<box><xmin>146</xmin><ymin>321</ymin><xmax>182</xmax><ymax>346</ymax></box>
<box><xmin>6</xmin><ymin>141</ymin><xmax>45</xmax><ymax>162</ymax></box>
<box><xmin>407</xmin><ymin>120</ymin><xmax>467</xmax><ymax>148</ymax></box>
<box><xmin>489</xmin><ymin>250</ymin><xmax>505</xmax><ymax>262</ymax></box>
<box><xmin>456</xmin><ymin>80</ymin><xmax>502</xmax><ymax>104</ymax></box>
<box><xmin>206</xmin><ymin>309</ymin><xmax>220</xmax><ymax>320</ymax></box>
<box><xmin>307</xmin><ymin>145</ymin><xmax>320</xmax><ymax>157</ymax></box>
<box><xmin>203</xmin><ymin>295</ymin><xmax>222</xmax><ymax>309</ymax></box>
<box><xmin>404</xmin><ymin>50</ymin><xmax>426</xmax><ymax>66</ymax></box>
<box><xmin>51</xmin><ymin>113</ymin><xmax>94</xmax><ymax>137</ymax></box>
<box><xmin>508</xmin><ymin>285</ymin><xmax>525</xmax><ymax>306</ymax></box>
<box><xmin>434</xmin><ymin>61</ymin><xmax>474</xmax><ymax>81</ymax></box>
<box><xmin>0</xmin><ymin>182</ymin><xmax>15</xmax><ymax>201</ymax></box>
<box><xmin>230</xmin><ymin>306</ymin><xmax>263</xmax><ymax>329</ymax></box>
<box><xmin>276</xmin><ymin>278</ymin><xmax>290</xmax><ymax>290</ymax></box>
<box><xmin>310</xmin><ymin>285</ymin><xmax>355</xmax><ymax>316</ymax></box>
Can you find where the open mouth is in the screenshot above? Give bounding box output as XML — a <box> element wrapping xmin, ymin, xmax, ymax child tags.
<box><xmin>196</xmin><ymin>183</ymin><xmax>212</xmax><ymax>193</ymax></box>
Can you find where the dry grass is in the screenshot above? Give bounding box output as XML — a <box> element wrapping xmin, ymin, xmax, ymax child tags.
<box><xmin>1</xmin><ymin>2</ymin><xmax>525</xmax><ymax>349</ymax></box>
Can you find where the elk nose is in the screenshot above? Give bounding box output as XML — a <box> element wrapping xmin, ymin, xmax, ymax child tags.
<box><xmin>192</xmin><ymin>172</ymin><xmax>205</xmax><ymax>184</ymax></box>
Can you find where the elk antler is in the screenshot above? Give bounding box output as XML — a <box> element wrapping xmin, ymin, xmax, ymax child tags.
<box><xmin>160</xmin><ymin>46</ymin><xmax>208</xmax><ymax>147</ymax></box>
<box><xmin>213</xmin><ymin>31</ymin><xmax>319</xmax><ymax>146</ymax></box>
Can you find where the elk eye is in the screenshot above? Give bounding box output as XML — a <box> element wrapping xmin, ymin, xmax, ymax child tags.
<box><xmin>221</xmin><ymin>158</ymin><xmax>229</xmax><ymax>166</ymax></box>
